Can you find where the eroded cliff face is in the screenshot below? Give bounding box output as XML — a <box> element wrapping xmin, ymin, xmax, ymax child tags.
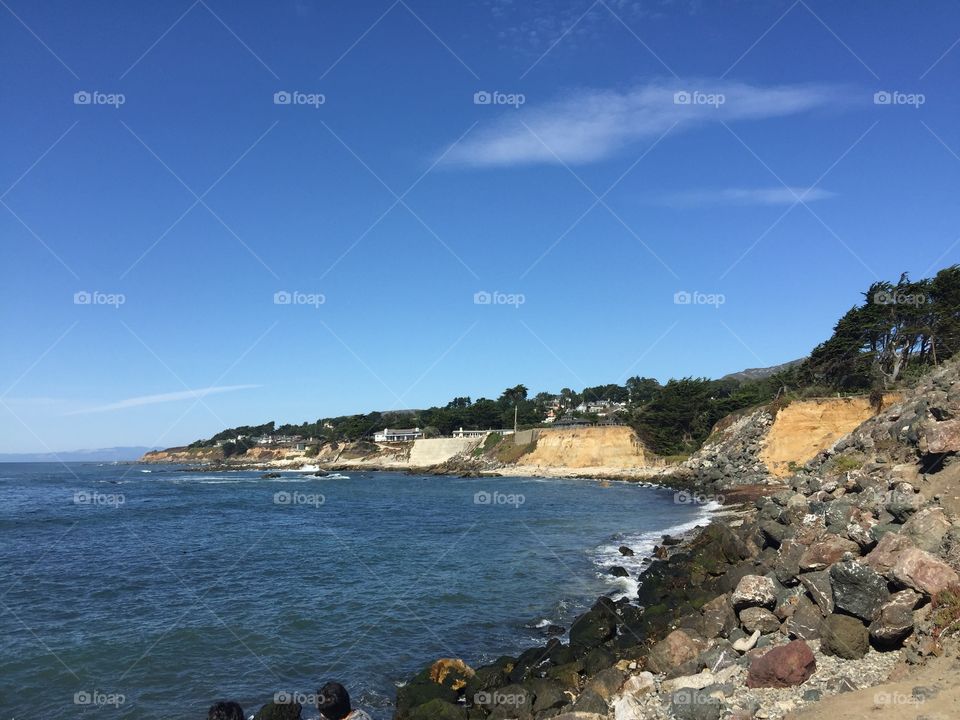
<box><xmin>760</xmin><ymin>395</ymin><xmax>901</xmax><ymax>478</ymax></box>
<box><xmin>518</xmin><ymin>426</ymin><xmax>649</xmax><ymax>469</ymax></box>
<box><xmin>686</xmin><ymin>396</ymin><xmax>898</xmax><ymax>487</ymax></box>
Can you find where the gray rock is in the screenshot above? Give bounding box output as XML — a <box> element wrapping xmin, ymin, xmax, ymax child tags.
<box><xmin>800</xmin><ymin>570</ymin><xmax>835</xmax><ymax>616</ymax></box>
<box><xmin>670</xmin><ymin>688</ymin><xmax>722</xmax><ymax>720</ymax></box>
<box><xmin>829</xmin><ymin>560</ymin><xmax>891</xmax><ymax>621</ymax></box>
<box><xmin>786</xmin><ymin>595</ymin><xmax>823</xmax><ymax>640</ymax></box>
<box><xmin>739</xmin><ymin>606</ymin><xmax>781</xmax><ymax>634</ymax></box>
<box><xmin>774</xmin><ymin>540</ymin><xmax>805</xmax><ymax>586</ymax></box>
<box><xmin>869</xmin><ymin>589</ymin><xmax>922</xmax><ymax>648</ymax></box>
<box><xmin>732</xmin><ymin>575</ymin><xmax>777</xmax><ymax>610</ymax></box>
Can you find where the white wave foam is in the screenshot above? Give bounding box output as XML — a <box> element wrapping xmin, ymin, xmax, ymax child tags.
<box><xmin>592</xmin><ymin>502</ymin><xmax>718</xmax><ymax>601</ymax></box>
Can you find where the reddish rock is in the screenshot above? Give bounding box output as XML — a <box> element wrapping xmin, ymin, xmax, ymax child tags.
<box><xmin>798</xmin><ymin>533</ymin><xmax>859</xmax><ymax>571</ymax></box>
<box><xmin>892</xmin><ymin>547</ymin><xmax>960</xmax><ymax>596</ymax></box>
<box><xmin>864</xmin><ymin>532</ymin><xmax>914</xmax><ymax>577</ymax></box>
<box><xmin>919</xmin><ymin>418</ymin><xmax>960</xmax><ymax>453</ymax></box>
<box><xmin>746</xmin><ymin>640</ymin><xmax>817</xmax><ymax>688</ymax></box>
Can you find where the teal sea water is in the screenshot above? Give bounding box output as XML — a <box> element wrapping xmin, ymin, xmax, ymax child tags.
<box><xmin>0</xmin><ymin>463</ymin><xmax>710</xmax><ymax>719</ymax></box>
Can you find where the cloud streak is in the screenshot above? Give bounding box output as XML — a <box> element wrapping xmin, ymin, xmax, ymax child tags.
<box><xmin>660</xmin><ymin>187</ymin><xmax>837</xmax><ymax>208</ymax></box>
<box><xmin>66</xmin><ymin>385</ymin><xmax>261</xmax><ymax>415</ymax></box>
<box><xmin>444</xmin><ymin>80</ymin><xmax>846</xmax><ymax>167</ymax></box>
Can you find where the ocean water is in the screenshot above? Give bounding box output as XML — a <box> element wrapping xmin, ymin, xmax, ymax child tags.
<box><xmin>0</xmin><ymin>463</ymin><xmax>711</xmax><ymax>719</ymax></box>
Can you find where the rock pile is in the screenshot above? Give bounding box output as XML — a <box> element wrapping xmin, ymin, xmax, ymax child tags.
<box><xmin>395</xmin><ymin>361</ymin><xmax>960</xmax><ymax>719</ymax></box>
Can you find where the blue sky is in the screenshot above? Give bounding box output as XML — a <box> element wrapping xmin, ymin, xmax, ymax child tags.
<box><xmin>3</xmin><ymin>0</ymin><xmax>960</xmax><ymax>452</ymax></box>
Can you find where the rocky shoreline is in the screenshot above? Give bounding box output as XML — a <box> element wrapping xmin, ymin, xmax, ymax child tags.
<box><xmin>392</xmin><ymin>363</ymin><xmax>960</xmax><ymax>720</ymax></box>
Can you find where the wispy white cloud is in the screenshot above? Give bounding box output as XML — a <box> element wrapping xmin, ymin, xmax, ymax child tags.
<box><xmin>444</xmin><ymin>80</ymin><xmax>846</xmax><ymax>167</ymax></box>
<box><xmin>65</xmin><ymin>385</ymin><xmax>261</xmax><ymax>415</ymax></box>
<box><xmin>660</xmin><ymin>187</ymin><xmax>837</xmax><ymax>207</ymax></box>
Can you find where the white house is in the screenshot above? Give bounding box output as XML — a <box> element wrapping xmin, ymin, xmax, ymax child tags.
<box><xmin>374</xmin><ymin>427</ymin><xmax>424</xmax><ymax>442</ymax></box>
<box><xmin>451</xmin><ymin>427</ymin><xmax>516</xmax><ymax>438</ymax></box>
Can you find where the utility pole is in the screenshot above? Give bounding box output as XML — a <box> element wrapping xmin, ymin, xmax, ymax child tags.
<box><xmin>514</xmin><ymin>404</ymin><xmax>518</xmax><ymax>434</ymax></box>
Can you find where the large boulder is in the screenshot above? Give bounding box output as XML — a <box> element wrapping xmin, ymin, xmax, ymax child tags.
<box><xmin>786</xmin><ymin>595</ymin><xmax>824</xmax><ymax>640</ymax></box>
<box><xmin>645</xmin><ymin>630</ymin><xmax>707</xmax><ymax>674</ymax></box>
<box><xmin>732</xmin><ymin>575</ymin><xmax>776</xmax><ymax>610</ymax></box>
<box><xmin>746</xmin><ymin>640</ymin><xmax>816</xmax><ymax>688</ymax></box>
<box><xmin>739</xmin><ymin>607</ymin><xmax>781</xmax><ymax>634</ymax></box>
<box><xmin>918</xmin><ymin>417</ymin><xmax>960</xmax><ymax>453</ymax></box>
<box><xmin>829</xmin><ymin>561</ymin><xmax>891</xmax><ymax>621</ymax></box>
<box><xmin>700</xmin><ymin>594</ymin><xmax>737</xmax><ymax>639</ymax></box>
<box><xmin>408</xmin><ymin>699</ymin><xmax>464</xmax><ymax>720</ymax></box>
<box><xmin>886</xmin><ymin>484</ymin><xmax>923</xmax><ymax>522</ymax></box>
<box><xmin>799</xmin><ymin>534</ymin><xmax>859</xmax><ymax>571</ymax></box>
<box><xmin>892</xmin><ymin>547</ymin><xmax>960</xmax><ymax>596</ymax></box>
<box><xmin>864</xmin><ymin>532</ymin><xmax>914</xmax><ymax>577</ymax></box>
<box><xmin>821</xmin><ymin>614</ymin><xmax>869</xmax><ymax>659</ymax></box>
<box><xmin>901</xmin><ymin>507</ymin><xmax>952</xmax><ymax>553</ymax></box>
<box><xmin>869</xmin><ymin>589</ymin><xmax>923</xmax><ymax>648</ymax></box>
<box><xmin>799</xmin><ymin>571</ymin><xmax>835</xmax><ymax>616</ymax></box>
<box><xmin>774</xmin><ymin>540</ymin><xmax>805</xmax><ymax>586</ymax></box>
<box><xmin>569</xmin><ymin>602</ymin><xmax>617</xmax><ymax>649</ymax></box>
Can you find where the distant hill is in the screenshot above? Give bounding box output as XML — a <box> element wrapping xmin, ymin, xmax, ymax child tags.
<box><xmin>0</xmin><ymin>447</ymin><xmax>159</xmax><ymax>463</ymax></box>
<box><xmin>720</xmin><ymin>359</ymin><xmax>805</xmax><ymax>383</ymax></box>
